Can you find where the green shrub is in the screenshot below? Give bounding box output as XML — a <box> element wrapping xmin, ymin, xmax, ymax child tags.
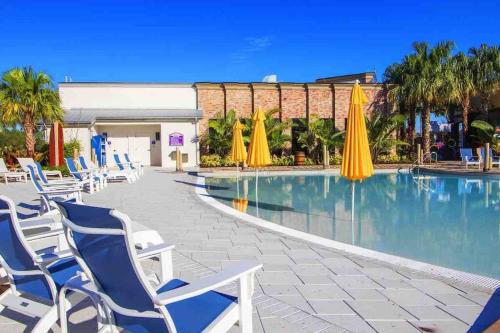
<box><xmin>201</xmin><ymin>154</ymin><xmax>222</xmax><ymax>167</ymax></box>
<box><xmin>376</xmin><ymin>154</ymin><xmax>411</xmax><ymax>164</ymax></box>
<box><xmin>329</xmin><ymin>154</ymin><xmax>342</xmax><ymax>165</ymax></box>
<box><xmin>64</xmin><ymin>139</ymin><xmax>82</xmax><ymax>158</ymax></box>
<box><xmin>44</xmin><ymin>165</ymin><xmax>70</xmax><ymax>177</ymax></box>
<box><xmin>304</xmin><ymin>157</ymin><xmax>315</xmax><ymax>165</ymax></box>
<box><xmin>221</xmin><ymin>156</ymin><xmax>236</xmax><ymax>167</ymax></box>
<box><xmin>271</xmin><ymin>155</ymin><xmax>294</xmax><ymax>166</ymax></box>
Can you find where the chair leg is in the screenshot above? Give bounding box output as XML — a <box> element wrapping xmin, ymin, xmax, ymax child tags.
<box><xmin>32</xmin><ymin>305</ymin><xmax>58</xmax><ymax>333</ymax></box>
<box><xmin>58</xmin><ymin>287</ymin><xmax>69</xmax><ymax>333</ymax></box>
<box><xmin>237</xmin><ymin>275</ymin><xmax>253</xmax><ymax>333</ymax></box>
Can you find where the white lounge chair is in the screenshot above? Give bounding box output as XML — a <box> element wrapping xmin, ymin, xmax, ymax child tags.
<box><xmin>480</xmin><ymin>147</ymin><xmax>500</xmax><ymax>169</ymax></box>
<box><xmin>65</xmin><ymin>157</ymin><xmax>101</xmax><ymax>194</ymax></box>
<box><xmin>124</xmin><ymin>153</ymin><xmax>144</xmax><ymax>176</ymax></box>
<box><xmin>79</xmin><ymin>155</ymin><xmax>134</xmax><ymax>184</ymax></box>
<box><xmin>459</xmin><ymin>148</ymin><xmax>481</xmax><ymax>169</ymax></box>
<box><xmin>17</xmin><ymin>157</ymin><xmax>63</xmax><ymax>180</ymax></box>
<box><xmin>0</xmin><ymin>158</ymin><xmax>27</xmax><ymax>183</ymax></box>
<box><xmin>56</xmin><ymin>201</ymin><xmax>262</xmax><ymax>333</ymax></box>
<box><xmin>113</xmin><ymin>153</ymin><xmax>139</xmax><ymax>181</ymax></box>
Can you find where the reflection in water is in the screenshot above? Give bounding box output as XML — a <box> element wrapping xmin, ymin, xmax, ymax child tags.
<box><xmin>207</xmin><ymin>174</ymin><xmax>500</xmax><ymax>279</ymax></box>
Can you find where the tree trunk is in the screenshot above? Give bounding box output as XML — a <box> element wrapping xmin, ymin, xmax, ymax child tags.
<box><xmin>408</xmin><ymin>106</ymin><xmax>416</xmax><ymax>148</ymax></box>
<box><xmin>461</xmin><ymin>95</ymin><xmax>470</xmax><ymax>146</ymax></box>
<box><xmin>421</xmin><ymin>104</ymin><xmax>431</xmax><ymax>157</ymax></box>
<box><xmin>24</xmin><ymin>116</ymin><xmax>36</xmax><ymax>158</ymax></box>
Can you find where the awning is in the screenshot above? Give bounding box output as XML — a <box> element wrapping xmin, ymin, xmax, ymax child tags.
<box><xmin>63</xmin><ymin>108</ymin><xmax>203</xmax><ymax>125</ymax></box>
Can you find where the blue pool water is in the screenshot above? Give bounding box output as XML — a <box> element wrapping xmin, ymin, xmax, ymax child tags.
<box><xmin>206</xmin><ymin>173</ymin><xmax>500</xmax><ymax>278</ymax></box>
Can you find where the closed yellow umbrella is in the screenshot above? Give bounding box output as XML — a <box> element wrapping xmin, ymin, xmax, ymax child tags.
<box><xmin>230</xmin><ymin>119</ymin><xmax>247</xmax><ymax>164</ymax></box>
<box><xmin>246</xmin><ymin>108</ymin><xmax>271</xmax><ymax>216</ymax></box>
<box><xmin>341</xmin><ymin>81</ymin><xmax>374</xmax><ymax>179</ymax></box>
<box><xmin>247</xmin><ymin>108</ymin><xmax>271</xmax><ymax>168</ymax></box>
<box><xmin>230</xmin><ymin>119</ymin><xmax>247</xmax><ymax>199</ymax></box>
<box><xmin>340</xmin><ymin>81</ymin><xmax>373</xmax><ymax>245</ymax></box>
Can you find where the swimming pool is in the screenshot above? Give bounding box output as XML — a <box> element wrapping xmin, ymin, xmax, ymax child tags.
<box><xmin>206</xmin><ymin>172</ymin><xmax>500</xmax><ymax>279</ymax></box>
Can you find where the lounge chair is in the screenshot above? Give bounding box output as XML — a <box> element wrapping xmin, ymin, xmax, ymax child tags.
<box><xmin>459</xmin><ymin>148</ymin><xmax>481</xmax><ymax>169</ymax></box>
<box><xmin>56</xmin><ymin>201</ymin><xmax>262</xmax><ymax>333</ymax></box>
<box><xmin>124</xmin><ymin>153</ymin><xmax>144</xmax><ymax>176</ymax></box>
<box><xmin>79</xmin><ymin>155</ymin><xmax>133</xmax><ymax>184</ymax></box>
<box><xmin>65</xmin><ymin>157</ymin><xmax>101</xmax><ymax>194</ymax></box>
<box><xmin>0</xmin><ymin>195</ymin><xmax>96</xmax><ymax>333</ymax></box>
<box><xmin>34</xmin><ymin>162</ymin><xmax>80</xmax><ymax>188</ymax></box>
<box><xmin>17</xmin><ymin>157</ymin><xmax>63</xmax><ymax>180</ymax></box>
<box><xmin>480</xmin><ymin>148</ymin><xmax>500</xmax><ymax>169</ymax></box>
<box><xmin>113</xmin><ymin>153</ymin><xmax>139</xmax><ymax>181</ymax></box>
<box><xmin>0</xmin><ymin>158</ymin><xmax>27</xmax><ymax>183</ymax></box>
<box><xmin>25</xmin><ymin>164</ymin><xmax>83</xmax><ymax>213</ymax></box>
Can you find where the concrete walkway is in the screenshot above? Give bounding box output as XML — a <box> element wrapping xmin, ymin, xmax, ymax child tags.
<box><xmin>0</xmin><ymin>169</ymin><xmax>494</xmax><ymax>332</ymax></box>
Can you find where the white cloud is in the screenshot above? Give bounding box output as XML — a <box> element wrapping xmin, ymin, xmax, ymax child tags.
<box><xmin>230</xmin><ymin>36</ymin><xmax>272</xmax><ymax>63</ymax></box>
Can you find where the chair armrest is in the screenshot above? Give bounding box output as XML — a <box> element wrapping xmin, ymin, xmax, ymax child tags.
<box><xmin>35</xmin><ymin>249</ymin><xmax>73</xmax><ymax>264</ymax></box>
<box><xmin>20</xmin><ymin>218</ymin><xmax>60</xmax><ymax>230</ymax></box>
<box><xmin>40</xmin><ymin>188</ymin><xmax>81</xmax><ymax>195</ymax></box>
<box><xmin>154</xmin><ymin>261</ymin><xmax>262</xmax><ymax>305</ymax></box>
<box><xmin>137</xmin><ymin>243</ymin><xmax>175</xmax><ymax>260</ymax></box>
<box><xmin>25</xmin><ymin>228</ymin><xmax>64</xmax><ymax>242</ymax></box>
<box><xmin>44</xmin><ymin>170</ymin><xmax>63</xmax><ymax>179</ymax></box>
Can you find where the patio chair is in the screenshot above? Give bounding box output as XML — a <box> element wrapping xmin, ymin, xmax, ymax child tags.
<box><xmin>0</xmin><ymin>158</ymin><xmax>27</xmax><ymax>184</ymax></box>
<box><xmin>113</xmin><ymin>153</ymin><xmax>139</xmax><ymax>181</ymax></box>
<box><xmin>65</xmin><ymin>157</ymin><xmax>101</xmax><ymax>194</ymax></box>
<box><xmin>25</xmin><ymin>165</ymin><xmax>82</xmax><ymax>213</ymax></box>
<box><xmin>124</xmin><ymin>153</ymin><xmax>144</xmax><ymax>176</ymax></box>
<box><xmin>56</xmin><ymin>200</ymin><xmax>262</xmax><ymax>333</ymax></box>
<box><xmin>0</xmin><ymin>195</ymin><xmax>97</xmax><ymax>333</ymax></box>
<box><xmin>479</xmin><ymin>148</ymin><xmax>500</xmax><ymax>169</ymax></box>
<box><xmin>17</xmin><ymin>157</ymin><xmax>63</xmax><ymax>180</ymax></box>
<box><xmin>79</xmin><ymin>155</ymin><xmax>133</xmax><ymax>184</ymax></box>
<box><xmin>34</xmin><ymin>162</ymin><xmax>79</xmax><ymax>188</ymax></box>
<box><xmin>459</xmin><ymin>148</ymin><xmax>481</xmax><ymax>169</ymax></box>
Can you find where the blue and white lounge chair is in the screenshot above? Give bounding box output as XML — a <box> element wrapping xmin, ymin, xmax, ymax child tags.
<box><xmin>459</xmin><ymin>148</ymin><xmax>481</xmax><ymax>169</ymax></box>
<box><xmin>17</xmin><ymin>157</ymin><xmax>63</xmax><ymax>180</ymax></box>
<box><xmin>25</xmin><ymin>165</ymin><xmax>82</xmax><ymax>214</ymax></box>
<box><xmin>0</xmin><ymin>195</ymin><xmax>95</xmax><ymax>333</ymax></box>
<box><xmin>57</xmin><ymin>201</ymin><xmax>262</xmax><ymax>333</ymax></box>
<box><xmin>480</xmin><ymin>148</ymin><xmax>500</xmax><ymax>169</ymax></box>
<box><xmin>79</xmin><ymin>155</ymin><xmax>134</xmax><ymax>184</ymax></box>
<box><xmin>113</xmin><ymin>153</ymin><xmax>139</xmax><ymax>181</ymax></box>
<box><xmin>124</xmin><ymin>153</ymin><xmax>144</xmax><ymax>176</ymax></box>
<box><xmin>77</xmin><ymin>156</ymin><xmax>107</xmax><ymax>189</ymax></box>
<box><xmin>65</xmin><ymin>157</ymin><xmax>101</xmax><ymax>194</ymax></box>
<box><xmin>34</xmin><ymin>162</ymin><xmax>80</xmax><ymax>188</ymax></box>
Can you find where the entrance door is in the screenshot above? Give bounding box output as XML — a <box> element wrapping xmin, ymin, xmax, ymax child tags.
<box><xmin>129</xmin><ymin>131</ymin><xmax>151</xmax><ymax>166</ymax></box>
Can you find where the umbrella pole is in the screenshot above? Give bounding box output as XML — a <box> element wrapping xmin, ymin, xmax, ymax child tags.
<box><xmin>236</xmin><ymin>162</ymin><xmax>240</xmax><ymax>198</ymax></box>
<box><xmin>351</xmin><ymin>181</ymin><xmax>355</xmax><ymax>245</ymax></box>
<box><xmin>256</xmin><ymin>168</ymin><xmax>259</xmax><ymax>217</ymax></box>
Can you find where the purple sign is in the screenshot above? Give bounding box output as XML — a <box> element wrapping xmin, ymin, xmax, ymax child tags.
<box><xmin>169</xmin><ymin>132</ymin><xmax>184</xmax><ymax>146</ymax></box>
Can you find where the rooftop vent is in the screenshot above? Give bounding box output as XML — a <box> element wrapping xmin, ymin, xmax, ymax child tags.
<box><xmin>262</xmin><ymin>74</ymin><xmax>277</xmax><ymax>83</ymax></box>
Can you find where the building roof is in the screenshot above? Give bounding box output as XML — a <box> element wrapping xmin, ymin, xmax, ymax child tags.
<box><xmin>64</xmin><ymin>108</ymin><xmax>203</xmax><ymax>125</ymax></box>
<box><xmin>316</xmin><ymin>72</ymin><xmax>377</xmax><ymax>84</ymax></box>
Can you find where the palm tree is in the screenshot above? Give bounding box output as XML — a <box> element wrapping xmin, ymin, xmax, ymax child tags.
<box><xmin>450</xmin><ymin>52</ymin><xmax>476</xmax><ymax>140</ymax></box>
<box><xmin>469</xmin><ymin>44</ymin><xmax>500</xmax><ymax>117</ymax></box>
<box><xmin>0</xmin><ymin>67</ymin><xmax>63</xmax><ymax>157</ymax></box>
<box><xmin>205</xmin><ymin>109</ymin><xmax>236</xmax><ymax>156</ymax></box>
<box><xmin>366</xmin><ymin>113</ymin><xmax>408</xmax><ymax>162</ymax></box>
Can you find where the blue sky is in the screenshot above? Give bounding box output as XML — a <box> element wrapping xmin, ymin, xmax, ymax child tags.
<box><xmin>0</xmin><ymin>0</ymin><xmax>498</xmax><ymax>84</ymax></box>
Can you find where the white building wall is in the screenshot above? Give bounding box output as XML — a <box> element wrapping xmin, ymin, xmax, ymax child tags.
<box><xmin>161</xmin><ymin>122</ymin><xmax>199</xmax><ymax>168</ymax></box>
<box><xmin>59</xmin><ymin>84</ymin><xmax>196</xmax><ymax>109</ymax></box>
<box><xmin>62</xmin><ymin>127</ymin><xmax>92</xmax><ymax>162</ymax></box>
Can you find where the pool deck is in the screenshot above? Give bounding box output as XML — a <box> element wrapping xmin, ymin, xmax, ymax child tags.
<box><xmin>1</xmin><ymin>169</ymin><xmax>496</xmax><ymax>333</ymax></box>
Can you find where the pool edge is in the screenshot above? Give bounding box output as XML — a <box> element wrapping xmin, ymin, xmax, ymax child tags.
<box><xmin>195</xmin><ymin>175</ymin><xmax>500</xmax><ymax>291</ymax></box>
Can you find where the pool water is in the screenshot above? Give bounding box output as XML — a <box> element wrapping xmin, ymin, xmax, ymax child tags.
<box><xmin>206</xmin><ymin>173</ymin><xmax>500</xmax><ymax>279</ymax></box>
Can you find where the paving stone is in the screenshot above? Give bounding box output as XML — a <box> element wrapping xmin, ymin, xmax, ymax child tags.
<box><xmin>321</xmin><ymin>258</ymin><xmax>363</xmax><ymax>276</ymax></box>
<box><xmin>298</xmin><ymin>275</ymin><xmax>336</xmax><ymax>285</ymax></box>
<box><xmin>409</xmin><ymin>279</ymin><xmax>462</xmax><ymax>294</ymax></box>
<box><xmin>281</xmin><ymin>238</ymin><xmax>311</xmax><ymax>249</ymax></box>
<box><xmin>227</xmin><ymin>245</ymin><xmax>261</xmax><ymax>256</ymax></box>
<box><xmin>260</xmin><ymin>316</ymin><xmax>305</xmax><ymax>333</ymax></box>
<box><xmin>312</xmin><ymin>248</ymin><xmax>343</xmax><ymax>259</ymax></box>
<box><xmin>257</xmin><ymin>271</ymin><xmax>302</xmax><ymax>285</ymax></box>
<box><xmin>370</xmin><ymin>278</ymin><xmax>415</xmax><ymax>289</ymax></box>
<box><xmin>381</xmin><ymin>289</ymin><xmax>440</xmax><ymax>306</ymax></box>
<box><xmin>368</xmin><ymin>321</ymin><xmax>421</xmax><ymax>333</ymax></box>
<box><xmin>409</xmin><ymin>320</ymin><xmax>469</xmax><ymax>333</ymax></box>
<box><xmin>430</xmin><ymin>293</ymin><xmax>479</xmax><ymax>306</ymax></box>
<box><xmin>360</xmin><ymin>267</ymin><xmax>407</xmax><ymax>280</ymax></box>
<box><xmin>290</xmin><ymin>264</ymin><xmax>332</xmax><ymax>276</ymax></box>
<box><xmin>274</xmin><ymin>295</ymin><xmax>314</xmax><ymax>313</ymax></box>
<box><xmin>403</xmin><ymin>305</ymin><xmax>458</xmax><ymax>320</ymax></box>
<box><xmin>346</xmin><ymin>301</ymin><xmax>415</xmax><ymax>320</ymax></box>
<box><xmin>346</xmin><ymin>289</ymin><xmax>387</xmax><ymax>301</ymax></box>
<box><xmin>261</xmin><ymin>285</ymin><xmax>301</xmax><ymax>296</ymax></box>
<box><xmin>298</xmin><ymin>285</ymin><xmax>352</xmax><ymax>300</ymax></box>
<box><xmin>257</xmin><ymin>254</ymin><xmax>295</xmax><ymax>265</ymax></box>
<box><xmin>262</xmin><ymin>264</ymin><xmax>291</xmax><ymax>272</ymax></box>
<box><xmin>331</xmin><ymin>275</ymin><xmax>382</xmax><ymax>289</ymax></box>
<box><xmin>309</xmin><ymin>300</ymin><xmax>355</xmax><ymax>315</ymax></box>
<box><xmin>319</xmin><ymin>314</ymin><xmax>376</xmax><ymax>333</ymax></box>
<box><xmin>461</xmin><ymin>292</ymin><xmax>492</xmax><ymax>306</ymax></box>
<box><xmin>438</xmin><ymin>305</ymin><xmax>482</xmax><ymax>325</ymax></box>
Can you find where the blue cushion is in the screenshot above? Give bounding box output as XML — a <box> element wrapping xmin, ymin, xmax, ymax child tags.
<box><xmin>114</xmin><ymin>279</ymin><xmax>237</xmax><ymax>333</ymax></box>
<box><xmin>47</xmin><ymin>257</ymin><xmax>81</xmax><ymax>291</ymax></box>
